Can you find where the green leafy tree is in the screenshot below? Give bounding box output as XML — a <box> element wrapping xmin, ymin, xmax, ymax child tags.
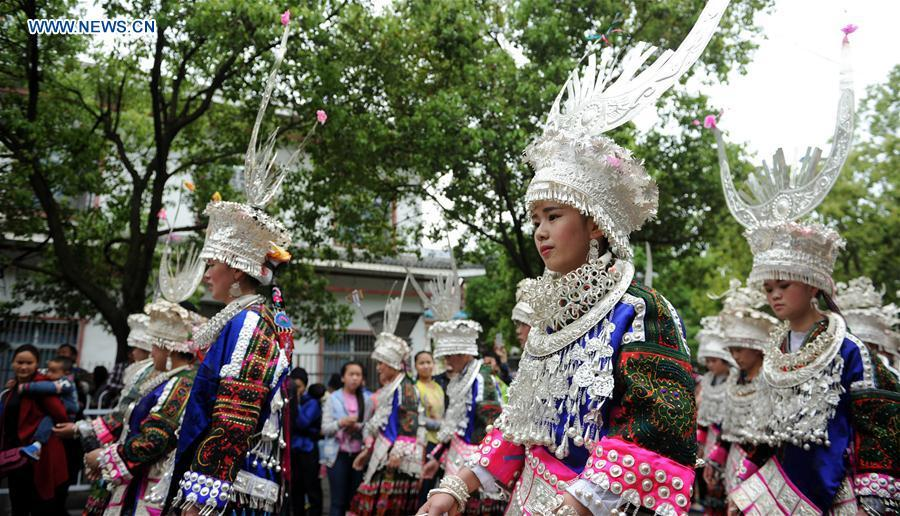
<box><xmin>0</xmin><ymin>0</ymin><xmax>352</xmax><ymax>360</ymax></box>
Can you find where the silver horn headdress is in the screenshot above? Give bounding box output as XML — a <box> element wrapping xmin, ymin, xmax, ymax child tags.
<box><xmin>370</xmin><ymin>276</ymin><xmax>412</xmax><ymax>371</ymax></box>
<box><xmin>409</xmin><ymin>251</ymin><xmax>481</xmax><ymax>358</ymax></box>
<box><xmin>524</xmin><ymin>0</ymin><xmax>730</xmax><ymax>259</ymax></box>
<box><xmin>147</xmin><ymin>245</ymin><xmax>207</xmax><ymax>353</ymax></box>
<box><xmin>714</xmin><ymin>31</ymin><xmax>855</xmax><ymax>295</ymax></box>
<box><xmin>199</xmin><ymin>15</ymin><xmax>317</xmax><ymax>285</ymax></box>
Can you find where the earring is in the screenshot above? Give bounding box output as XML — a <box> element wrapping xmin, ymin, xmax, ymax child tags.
<box><xmin>588</xmin><ymin>239</ymin><xmax>600</xmax><ymax>263</ymax></box>
<box><xmin>229</xmin><ymin>281</ymin><xmax>242</xmax><ymax>297</ymax></box>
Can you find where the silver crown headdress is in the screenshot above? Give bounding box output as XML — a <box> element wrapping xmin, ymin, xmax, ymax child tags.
<box><xmin>836</xmin><ymin>277</ymin><xmax>899</xmax><ymax>350</ymax></box>
<box><xmin>200</xmin><ymin>16</ymin><xmax>303</xmax><ymax>285</ymax></box>
<box><xmin>713</xmin><ymin>279</ymin><xmax>778</xmax><ymax>351</ymax></box>
<box><xmin>715</xmin><ymin>31</ymin><xmax>855</xmax><ymax>296</ymax></box>
<box><xmin>511</xmin><ymin>278</ymin><xmax>535</xmax><ymax>326</ymax></box>
<box><xmin>409</xmin><ymin>252</ymin><xmax>482</xmax><ymax>358</ymax></box>
<box><xmin>696</xmin><ymin>315</ymin><xmax>737</xmax><ymax>368</ymax></box>
<box><xmin>147</xmin><ymin>245</ymin><xmax>207</xmax><ymax>353</ymax></box>
<box><xmin>370</xmin><ymin>276</ymin><xmax>412</xmax><ymax>371</ymax></box>
<box><xmin>525</xmin><ymin>0</ymin><xmax>730</xmax><ymax>259</ymax></box>
<box><xmin>126</xmin><ymin>313</ymin><xmax>152</xmax><ymax>352</ymax></box>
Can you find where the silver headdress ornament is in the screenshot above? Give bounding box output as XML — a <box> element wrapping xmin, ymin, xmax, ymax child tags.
<box><xmin>836</xmin><ymin>277</ymin><xmax>899</xmax><ymax>350</ymax></box>
<box><xmin>370</xmin><ymin>275</ymin><xmax>412</xmax><ymax>371</ymax></box>
<box><xmin>200</xmin><ymin>13</ymin><xmax>319</xmax><ymax>285</ymax></box>
<box><xmin>712</xmin><ymin>279</ymin><xmax>778</xmax><ymax>352</ymax></box>
<box><xmin>409</xmin><ymin>251</ymin><xmax>482</xmax><ymax>358</ymax></box>
<box><xmin>524</xmin><ymin>0</ymin><xmax>730</xmax><ymax>259</ymax></box>
<box><xmin>147</xmin><ymin>245</ymin><xmax>207</xmax><ymax>354</ymax></box>
<box><xmin>696</xmin><ymin>315</ymin><xmax>737</xmax><ymax>368</ymax></box>
<box><xmin>511</xmin><ymin>278</ymin><xmax>535</xmax><ymax>326</ymax></box>
<box><xmin>126</xmin><ymin>313</ymin><xmax>152</xmax><ymax>352</ymax></box>
<box><xmin>715</xmin><ymin>30</ymin><xmax>855</xmax><ymax>296</ymax></box>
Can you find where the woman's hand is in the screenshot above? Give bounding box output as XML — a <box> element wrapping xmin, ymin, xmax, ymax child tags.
<box><xmin>339</xmin><ymin>416</ymin><xmax>356</xmax><ymax>428</ymax></box>
<box><xmin>416</xmin><ymin>492</ymin><xmax>459</xmax><ymax>516</ymax></box>
<box><xmin>352</xmin><ymin>448</ymin><xmax>371</xmax><ymax>471</ymax></box>
<box><xmin>387</xmin><ymin>454</ymin><xmax>401</xmax><ymax>470</ymax></box>
<box><xmin>4</xmin><ymin>379</ymin><xmax>15</xmax><ymax>390</ymax></box>
<box><xmin>52</xmin><ymin>422</ymin><xmax>77</xmax><ymax>439</ymax></box>
<box><xmin>83</xmin><ymin>448</ymin><xmax>102</xmax><ymax>480</ymax></box>
<box><xmin>560</xmin><ymin>493</ymin><xmax>591</xmax><ymax>516</ymax></box>
<box><xmin>703</xmin><ymin>463</ymin><xmax>717</xmax><ymax>487</ymax></box>
<box><xmin>421</xmin><ymin>458</ymin><xmax>440</xmax><ymax>479</ymax></box>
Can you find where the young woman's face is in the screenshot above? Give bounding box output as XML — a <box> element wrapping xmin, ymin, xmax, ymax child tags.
<box><xmin>375</xmin><ymin>361</ymin><xmax>399</xmax><ymax>385</ymax></box>
<box><xmin>515</xmin><ymin>322</ymin><xmax>531</xmax><ymax>346</ymax></box>
<box><xmin>531</xmin><ymin>201</ymin><xmax>603</xmax><ymax>274</ymax></box>
<box><xmin>12</xmin><ymin>351</ymin><xmax>38</xmax><ymax>382</ymax></box>
<box><xmin>130</xmin><ymin>347</ymin><xmax>150</xmax><ymax>363</ymax></box>
<box><xmin>203</xmin><ymin>260</ymin><xmax>240</xmax><ymax>302</ymax></box>
<box><xmin>150</xmin><ymin>344</ymin><xmax>169</xmax><ymax>372</ymax></box>
<box><xmin>729</xmin><ymin>347</ymin><xmax>763</xmax><ymax>372</ymax></box>
<box><xmin>293</xmin><ymin>378</ymin><xmax>307</xmax><ymax>396</ymax></box>
<box><xmin>342</xmin><ymin>364</ymin><xmax>363</xmax><ymax>391</ymax></box>
<box><xmin>415</xmin><ymin>353</ymin><xmax>434</xmax><ymax>380</ymax></box>
<box><xmin>763</xmin><ymin>280</ymin><xmax>818</xmax><ymax>322</ymax></box>
<box><xmin>443</xmin><ymin>354</ymin><xmax>470</xmax><ymax>374</ymax></box>
<box><xmin>704</xmin><ymin>357</ymin><xmax>730</xmax><ymax>376</ymax></box>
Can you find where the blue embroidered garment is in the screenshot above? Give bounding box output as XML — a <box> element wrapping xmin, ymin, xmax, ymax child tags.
<box><xmin>169</xmin><ymin>305</ymin><xmax>289</xmax><ymax>514</ymax></box>
<box><xmin>778</xmin><ymin>335</ymin><xmax>866</xmax><ymax>510</ymax></box>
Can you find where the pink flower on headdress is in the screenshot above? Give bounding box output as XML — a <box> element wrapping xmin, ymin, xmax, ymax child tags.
<box><xmin>605</xmin><ymin>155</ymin><xmax>622</xmax><ymax>168</ymax></box>
<box><xmin>316</xmin><ymin>109</ymin><xmax>328</xmax><ymax>124</ymax></box>
<box><xmin>691</xmin><ymin>119</ymin><xmax>701</xmax><ymax>126</ymax></box>
<box><xmin>281</xmin><ymin>10</ymin><xmax>291</xmax><ymax>26</ymax></box>
<box><xmin>703</xmin><ymin>114</ymin><xmax>717</xmax><ymax>129</ymax></box>
<box><xmin>841</xmin><ymin>24</ymin><xmax>858</xmax><ymax>43</ymax></box>
<box><xmin>157</xmin><ymin>208</ymin><xmax>167</xmax><ymax>220</ymax></box>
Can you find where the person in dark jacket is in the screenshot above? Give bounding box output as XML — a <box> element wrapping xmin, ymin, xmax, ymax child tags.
<box><xmin>290</xmin><ymin>368</ymin><xmax>324</xmax><ymax>516</ymax></box>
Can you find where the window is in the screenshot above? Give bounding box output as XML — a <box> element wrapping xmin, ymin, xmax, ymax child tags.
<box><xmin>322</xmin><ymin>331</ymin><xmax>377</xmax><ymax>389</ymax></box>
<box><xmin>0</xmin><ymin>317</ymin><xmax>80</xmax><ymax>383</ymax></box>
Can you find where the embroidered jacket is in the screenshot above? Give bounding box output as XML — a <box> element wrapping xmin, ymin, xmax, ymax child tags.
<box><xmin>99</xmin><ymin>367</ymin><xmax>195</xmax><ymax>516</ymax></box>
<box><xmin>732</xmin><ymin>314</ymin><xmax>873</xmax><ymax>514</ymax></box>
<box><xmin>848</xmin><ymin>343</ymin><xmax>900</xmax><ymax>510</ymax></box>
<box><xmin>170</xmin><ymin>305</ymin><xmax>289</xmax><ymax>514</ymax></box>
<box><xmin>472</xmin><ymin>262</ymin><xmax>698</xmax><ymax>516</ymax></box>
<box><xmin>361</xmin><ymin>374</ymin><xmax>424</xmax><ymax>484</ymax></box>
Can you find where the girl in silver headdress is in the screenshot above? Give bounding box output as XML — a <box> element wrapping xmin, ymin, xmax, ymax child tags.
<box><xmin>699</xmin><ymin>282</ymin><xmax>776</xmax><ymax>506</ymax></box>
<box><xmin>349</xmin><ymin>286</ymin><xmax>427</xmax><ymax>515</ymax></box>
<box><xmin>694</xmin><ymin>315</ymin><xmax>737</xmax><ymax>514</ymax></box>
<box><xmin>417</xmin><ymin>2</ymin><xmax>730</xmax><ymax>514</ymax></box>
<box><xmin>167</xmin><ymin>11</ymin><xmax>318</xmax><ymax>516</ymax></box>
<box><xmin>717</xmin><ymin>28</ymin><xmax>896</xmax><ymax>516</ymax></box>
